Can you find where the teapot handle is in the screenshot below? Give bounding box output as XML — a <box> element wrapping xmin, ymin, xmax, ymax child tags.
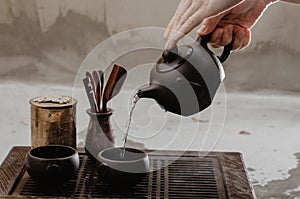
<box><xmin>197</xmin><ymin>34</ymin><xmax>233</xmax><ymax>63</ymax></box>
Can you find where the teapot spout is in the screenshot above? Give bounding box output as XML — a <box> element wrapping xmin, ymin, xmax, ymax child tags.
<box><xmin>137</xmin><ymin>84</ymin><xmax>159</xmax><ymax>99</ymax></box>
<box><xmin>137</xmin><ymin>84</ymin><xmax>182</xmax><ymax>115</ymax></box>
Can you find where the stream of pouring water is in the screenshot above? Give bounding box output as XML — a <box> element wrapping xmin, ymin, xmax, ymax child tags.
<box><xmin>121</xmin><ymin>93</ymin><xmax>140</xmax><ymax>158</ymax></box>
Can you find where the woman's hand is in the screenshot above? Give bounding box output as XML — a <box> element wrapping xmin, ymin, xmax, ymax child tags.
<box><xmin>164</xmin><ymin>0</ymin><xmax>276</xmax><ymax>50</ymax></box>
<box><xmin>198</xmin><ymin>0</ymin><xmax>274</xmax><ymax>50</ymax></box>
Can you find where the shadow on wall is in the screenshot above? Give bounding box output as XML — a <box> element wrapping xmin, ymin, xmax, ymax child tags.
<box><xmin>0</xmin><ymin>0</ymin><xmax>299</xmax><ymax>92</ymax></box>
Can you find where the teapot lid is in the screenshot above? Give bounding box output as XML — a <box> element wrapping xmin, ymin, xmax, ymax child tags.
<box><xmin>156</xmin><ymin>45</ymin><xmax>193</xmax><ymax>73</ymax></box>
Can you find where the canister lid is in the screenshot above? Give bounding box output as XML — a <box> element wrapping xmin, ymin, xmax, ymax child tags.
<box><xmin>29</xmin><ymin>96</ymin><xmax>77</xmax><ymax>108</ymax></box>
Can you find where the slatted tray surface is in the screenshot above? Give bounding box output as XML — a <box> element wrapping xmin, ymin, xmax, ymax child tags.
<box><xmin>0</xmin><ymin>147</ymin><xmax>255</xmax><ymax>198</ymax></box>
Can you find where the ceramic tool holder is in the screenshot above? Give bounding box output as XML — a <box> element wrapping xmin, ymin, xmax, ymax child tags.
<box><xmin>83</xmin><ymin>65</ymin><xmax>127</xmax><ymax>160</ymax></box>
<box><xmin>29</xmin><ymin>96</ymin><xmax>77</xmax><ymax>148</ymax></box>
<box><xmin>85</xmin><ymin>108</ymin><xmax>114</xmax><ymax>160</ymax></box>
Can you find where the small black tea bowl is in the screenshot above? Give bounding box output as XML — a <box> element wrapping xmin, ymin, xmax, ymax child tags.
<box><xmin>96</xmin><ymin>147</ymin><xmax>149</xmax><ymax>187</ymax></box>
<box><xmin>26</xmin><ymin>145</ymin><xmax>79</xmax><ymax>184</ymax></box>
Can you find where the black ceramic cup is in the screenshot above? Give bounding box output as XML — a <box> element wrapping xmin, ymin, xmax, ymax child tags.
<box><xmin>26</xmin><ymin>145</ymin><xmax>80</xmax><ymax>184</ymax></box>
<box><xmin>97</xmin><ymin>147</ymin><xmax>149</xmax><ymax>187</ymax></box>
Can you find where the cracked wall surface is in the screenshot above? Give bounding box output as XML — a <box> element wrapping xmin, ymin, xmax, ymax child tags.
<box><xmin>0</xmin><ymin>0</ymin><xmax>299</xmax><ymax>91</ymax></box>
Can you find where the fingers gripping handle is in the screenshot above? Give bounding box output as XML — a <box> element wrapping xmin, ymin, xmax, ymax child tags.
<box><xmin>197</xmin><ymin>34</ymin><xmax>233</xmax><ymax>63</ymax></box>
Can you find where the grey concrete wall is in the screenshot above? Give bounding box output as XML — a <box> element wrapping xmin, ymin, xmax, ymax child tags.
<box><xmin>0</xmin><ymin>0</ymin><xmax>299</xmax><ymax>91</ymax></box>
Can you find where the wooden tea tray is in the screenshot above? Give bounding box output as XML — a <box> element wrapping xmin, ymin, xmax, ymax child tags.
<box><xmin>0</xmin><ymin>146</ymin><xmax>255</xmax><ymax>198</ymax></box>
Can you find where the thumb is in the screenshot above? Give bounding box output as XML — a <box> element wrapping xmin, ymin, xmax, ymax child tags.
<box><xmin>197</xmin><ymin>15</ymin><xmax>223</xmax><ymax>36</ymax></box>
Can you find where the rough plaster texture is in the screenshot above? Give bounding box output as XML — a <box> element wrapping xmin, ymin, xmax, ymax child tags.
<box><xmin>0</xmin><ymin>0</ymin><xmax>299</xmax><ymax>90</ymax></box>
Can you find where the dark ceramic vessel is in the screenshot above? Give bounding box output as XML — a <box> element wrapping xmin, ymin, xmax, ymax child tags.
<box><xmin>26</xmin><ymin>145</ymin><xmax>80</xmax><ymax>184</ymax></box>
<box><xmin>85</xmin><ymin>108</ymin><xmax>114</xmax><ymax>162</ymax></box>
<box><xmin>97</xmin><ymin>147</ymin><xmax>149</xmax><ymax>187</ymax></box>
<box><xmin>138</xmin><ymin>35</ymin><xmax>233</xmax><ymax>116</ymax></box>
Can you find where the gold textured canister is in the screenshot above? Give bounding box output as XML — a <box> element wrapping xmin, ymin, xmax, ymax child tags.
<box><xmin>29</xmin><ymin>96</ymin><xmax>77</xmax><ymax>148</ymax></box>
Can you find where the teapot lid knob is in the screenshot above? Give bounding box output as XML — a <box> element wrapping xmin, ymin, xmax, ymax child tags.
<box><xmin>162</xmin><ymin>45</ymin><xmax>178</xmax><ymax>63</ymax></box>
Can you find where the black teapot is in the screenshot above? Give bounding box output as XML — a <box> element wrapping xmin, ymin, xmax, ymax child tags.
<box><xmin>137</xmin><ymin>35</ymin><xmax>232</xmax><ymax>116</ymax></box>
